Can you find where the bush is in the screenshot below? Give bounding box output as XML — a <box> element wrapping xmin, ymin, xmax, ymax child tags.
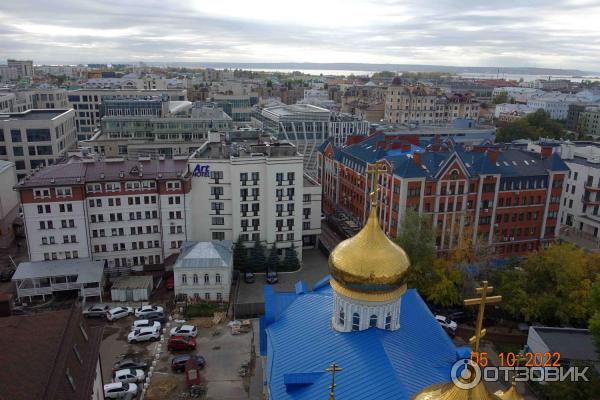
<box><xmin>185</xmin><ymin>302</ymin><xmax>228</xmax><ymax>318</ymax></box>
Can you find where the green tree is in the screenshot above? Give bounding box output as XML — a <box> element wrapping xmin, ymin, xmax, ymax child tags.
<box><xmin>589</xmin><ymin>275</ymin><xmax>600</xmax><ymax>355</ymax></box>
<box><xmin>394</xmin><ymin>208</ymin><xmax>437</xmax><ymax>293</ymax></box>
<box><xmin>495</xmin><ymin>243</ymin><xmax>600</xmax><ymax>325</ymax></box>
<box><xmin>496</xmin><ymin>109</ymin><xmax>565</xmax><ymax>142</ymax></box>
<box><xmin>249</xmin><ymin>239</ymin><xmax>266</xmax><ymax>272</ymax></box>
<box><xmin>426</xmin><ymin>258</ymin><xmax>463</xmax><ymax>308</ymax></box>
<box><xmin>493</xmin><ymin>92</ymin><xmax>509</xmax><ymax>104</ymax></box>
<box><xmin>281</xmin><ymin>244</ymin><xmax>300</xmax><ymax>271</ymax></box>
<box><xmin>232</xmin><ymin>235</ymin><xmax>248</xmax><ymax>271</ymax></box>
<box><xmin>266</xmin><ymin>243</ymin><xmax>280</xmax><ymax>272</ymax></box>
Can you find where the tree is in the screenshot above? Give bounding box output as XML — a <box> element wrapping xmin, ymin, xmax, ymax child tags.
<box><xmin>589</xmin><ymin>275</ymin><xmax>600</xmax><ymax>356</ymax></box>
<box><xmin>425</xmin><ymin>258</ymin><xmax>462</xmax><ymax>308</ymax></box>
<box><xmin>232</xmin><ymin>235</ymin><xmax>248</xmax><ymax>271</ymax></box>
<box><xmin>249</xmin><ymin>239</ymin><xmax>266</xmax><ymax>272</ymax></box>
<box><xmin>493</xmin><ymin>92</ymin><xmax>509</xmax><ymax>104</ymax></box>
<box><xmin>495</xmin><ymin>243</ymin><xmax>600</xmax><ymax>326</ymax></box>
<box><xmin>281</xmin><ymin>244</ymin><xmax>300</xmax><ymax>271</ymax></box>
<box><xmin>266</xmin><ymin>243</ymin><xmax>280</xmax><ymax>272</ymax></box>
<box><xmin>496</xmin><ymin>109</ymin><xmax>566</xmax><ymax>142</ymax></box>
<box><xmin>394</xmin><ymin>208</ymin><xmax>437</xmax><ymax>293</ymax></box>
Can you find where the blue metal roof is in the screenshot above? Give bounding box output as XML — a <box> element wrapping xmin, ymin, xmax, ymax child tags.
<box><xmin>264</xmin><ymin>283</ymin><xmax>461</xmax><ymax>399</ymax></box>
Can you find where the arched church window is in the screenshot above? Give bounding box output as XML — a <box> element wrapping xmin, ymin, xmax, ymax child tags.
<box><xmin>385</xmin><ymin>313</ymin><xmax>392</xmax><ymax>330</ymax></box>
<box><xmin>352</xmin><ymin>313</ymin><xmax>360</xmax><ymax>331</ymax></box>
<box><xmin>369</xmin><ymin>315</ymin><xmax>378</xmax><ymax>328</ymax></box>
<box><xmin>338</xmin><ymin>308</ymin><xmax>345</xmax><ymax>326</ymax></box>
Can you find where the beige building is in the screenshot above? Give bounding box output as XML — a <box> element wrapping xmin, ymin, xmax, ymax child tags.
<box><xmin>384</xmin><ymin>85</ymin><xmax>479</xmax><ymax>125</ymax></box>
<box><xmin>0</xmin><ymin>109</ymin><xmax>78</xmax><ymax>179</ymax></box>
<box><xmin>578</xmin><ymin>106</ymin><xmax>600</xmax><ymax>137</ymax></box>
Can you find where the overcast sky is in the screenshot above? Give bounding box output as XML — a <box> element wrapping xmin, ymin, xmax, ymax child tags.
<box><xmin>1</xmin><ymin>0</ymin><xmax>599</xmax><ymax>71</ymax></box>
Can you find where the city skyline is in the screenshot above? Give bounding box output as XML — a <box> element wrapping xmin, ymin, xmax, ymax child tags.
<box><xmin>1</xmin><ymin>0</ymin><xmax>599</xmax><ymax>71</ymax></box>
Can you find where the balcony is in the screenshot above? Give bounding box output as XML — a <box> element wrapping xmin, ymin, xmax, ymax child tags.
<box><xmin>585</xmin><ymin>185</ymin><xmax>600</xmax><ymax>192</ymax></box>
<box><xmin>582</xmin><ymin>195</ymin><xmax>600</xmax><ymax>205</ymax></box>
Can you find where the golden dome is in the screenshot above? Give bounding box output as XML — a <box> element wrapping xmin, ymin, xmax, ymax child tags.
<box><xmin>412</xmin><ymin>381</ymin><xmax>502</xmax><ymax>400</ymax></box>
<box><xmin>329</xmin><ymin>204</ymin><xmax>410</xmax><ymax>302</ymax></box>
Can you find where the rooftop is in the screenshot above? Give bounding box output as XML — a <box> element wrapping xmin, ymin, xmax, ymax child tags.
<box><xmin>0</xmin><ymin>306</ymin><xmax>103</xmax><ymax>400</ymax></box>
<box><xmin>0</xmin><ymin>109</ymin><xmax>70</xmax><ymax>121</ymax></box>
<box><xmin>13</xmin><ymin>258</ymin><xmax>104</xmax><ymax>284</ymax></box>
<box><xmin>530</xmin><ymin>326</ymin><xmax>597</xmax><ymax>362</ymax></box>
<box><xmin>111</xmin><ymin>275</ymin><xmax>153</xmax><ymax>290</ymax></box>
<box><xmin>174</xmin><ymin>241</ymin><xmax>233</xmax><ymax>269</ymax></box>
<box><xmin>16</xmin><ymin>157</ymin><xmax>189</xmax><ymax>188</ymax></box>
<box><xmin>194</xmin><ymin>139</ymin><xmax>299</xmax><ymax>160</ymax></box>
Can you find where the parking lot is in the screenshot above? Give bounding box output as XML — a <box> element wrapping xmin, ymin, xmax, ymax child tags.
<box><xmin>236</xmin><ymin>248</ymin><xmax>330</xmax><ymax>306</ymax></box>
<box><xmin>94</xmin><ymin>302</ymin><xmax>255</xmax><ymax>400</ymax></box>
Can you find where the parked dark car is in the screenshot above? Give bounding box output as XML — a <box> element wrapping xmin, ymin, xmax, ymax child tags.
<box><xmin>0</xmin><ymin>268</ymin><xmax>15</xmax><ymax>282</ymax></box>
<box><xmin>244</xmin><ymin>272</ymin><xmax>255</xmax><ymax>284</ymax></box>
<box><xmin>112</xmin><ymin>357</ymin><xmax>148</xmax><ymax>372</ymax></box>
<box><xmin>167</xmin><ymin>336</ymin><xmax>197</xmax><ymax>351</ymax></box>
<box><xmin>171</xmin><ymin>354</ymin><xmax>206</xmax><ymax>373</ymax></box>
<box><xmin>82</xmin><ymin>304</ymin><xmax>110</xmax><ymax>318</ymax></box>
<box><xmin>266</xmin><ymin>271</ymin><xmax>278</xmax><ymax>284</ymax></box>
<box><xmin>144</xmin><ymin>311</ymin><xmax>167</xmax><ymax>324</ymax></box>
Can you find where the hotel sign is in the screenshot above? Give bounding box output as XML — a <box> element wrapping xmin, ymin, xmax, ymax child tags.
<box><xmin>192</xmin><ymin>164</ymin><xmax>210</xmax><ymax>177</ymax></box>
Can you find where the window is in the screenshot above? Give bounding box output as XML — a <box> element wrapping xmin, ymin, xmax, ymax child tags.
<box><xmin>204</xmin><ymin>293</ymin><xmax>211</xmax><ymax>301</ymax></box>
<box><xmin>204</xmin><ymin>274</ymin><xmax>210</xmax><ymax>284</ymax></box>
<box><xmin>338</xmin><ymin>308</ymin><xmax>345</xmax><ymax>326</ymax></box>
<box><xmin>385</xmin><ymin>313</ymin><xmax>392</xmax><ymax>330</ymax></box>
<box><xmin>212</xmin><ymin>217</ymin><xmax>224</xmax><ymax>225</ymax></box>
<box><xmin>216</xmin><ymin>292</ymin><xmax>223</xmax><ymax>301</ymax></box>
<box><xmin>34</xmin><ymin>188</ymin><xmax>50</xmax><ymax>199</ymax></box>
<box><xmin>352</xmin><ymin>313</ymin><xmax>360</xmax><ymax>331</ymax></box>
<box><xmin>212</xmin><ymin>232</ymin><xmax>225</xmax><ymax>240</ymax></box>
<box><xmin>369</xmin><ymin>315</ymin><xmax>378</xmax><ymax>328</ymax></box>
<box><xmin>303</xmin><ymin>194</ymin><xmax>311</xmax><ymax>202</ymax></box>
<box><xmin>215</xmin><ymin>273</ymin><xmax>221</xmax><ymax>283</ymax></box>
<box><xmin>167</xmin><ymin>181</ymin><xmax>181</xmax><ymax>190</ymax></box>
<box><xmin>193</xmin><ymin>274</ymin><xmax>198</xmax><ymax>284</ymax></box>
<box><xmin>55</xmin><ymin>187</ymin><xmax>72</xmax><ymax>197</ymax></box>
<box><xmin>86</xmin><ymin>183</ymin><xmax>101</xmax><ymax>193</ymax></box>
<box><xmin>181</xmin><ymin>274</ymin><xmax>187</xmax><ymax>284</ymax></box>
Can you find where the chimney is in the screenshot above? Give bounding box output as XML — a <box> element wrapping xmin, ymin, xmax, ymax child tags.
<box><xmin>413</xmin><ymin>152</ymin><xmax>422</xmax><ymax>166</ymax></box>
<box><xmin>487</xmin><ymin>150</ymin><xmax>498</xmax><ymax>163</ymax></box>
<box><xmin>541</xmin><ymin>146</ymin><xmax>552</xmax><ymax>158</ymax></box>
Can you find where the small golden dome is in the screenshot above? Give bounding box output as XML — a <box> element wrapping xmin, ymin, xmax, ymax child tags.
<box><xmin>329</xmin><ymin>204</ymin><xmax>410</xmax><ymax>302</ymax></box>
<box><xmin>413</xmin><ymin>381</ymin><xmax>502</xmax><ymax>400</ymax></box>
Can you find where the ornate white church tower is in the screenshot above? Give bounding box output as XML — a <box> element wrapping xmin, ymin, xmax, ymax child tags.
<box><xmin>328</xmin><ymin>187</ymin><xmax>410</xmax><ymax>333</ymax></box>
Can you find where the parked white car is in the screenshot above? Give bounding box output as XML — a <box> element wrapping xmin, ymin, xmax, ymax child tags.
<box><xmin>169</xmin><ymin>324</ymin><xmax>198</xmax><ymax>338</ymax></box>
<box><xmin>132</xmin><ymin>319</ymin><xmax>161</xmax><ymax>330</ymax></box>
<box><xmin>435</xmin><ymin>315</ymin><xmax>458</xmax><ymax>333</ymax></box>
<box><xmin>134</xmin><ymin>305</ymin><xmax>164</xmax><ymax>318</ymax></box>
<box><xmin>113</xmin><ymin>368</ymin><xmax>145</xmax><ymax>384</ymax></box>
<box><xmin>127</xmin><ymin>326</ymin><xmax>161</xmax><ymax>344</ymax></box>
<box><xmin>106</xmin><ymin>307</ymin><xmax>134</xmax><ymax>321</ymax></box>
<box><xmin>104</xmin><ymin>382</ymin><xmax>138</xmax><ymax>399</ymax></box>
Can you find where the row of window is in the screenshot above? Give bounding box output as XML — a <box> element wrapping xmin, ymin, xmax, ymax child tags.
<box><xmin>43</xmin><ymin>251</ymin><xmax>79</xmax><ymax>260</ymax></box>
<box><xmin>33</xmin><ymin>187</ymin><xmax>72</xmax><ymax>199</ymax></box>
<box><xmin>41</xmin><ymin>235</ymin><xmax>77</xmax><ymax>245</ymax></box>
<box><xmin>92</xmin><ymin>225</ymin><xmax>159</xmax><ymax>237</ymax></box>
<box><xmin>93</xmin><ymin>241</ymin><xmax>161</xmax><ymax>252</ymax></box>
<box><xmin>181</xmin><ymin>273</ymin><xmax>222</xmax><ymax>285</ymax></box>
<box><xmin>37</xmin><ymin>203</ymin><xmax>73</xmax><ymax>214</ymax></box>
<box><xmin>39</xmin><ymin>219</ymin><xmax>75</xmax><ymax>229</ymax></box>
<box><xmin>338</xmin><ymin>309</ymin><xmax>392</xmax><ymax>330</ymax></box>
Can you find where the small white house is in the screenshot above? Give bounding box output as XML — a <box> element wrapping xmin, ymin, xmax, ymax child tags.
<box><xmin>110</xmin><ymin>275</ymin><xmax>153</xmax><ymax>302</ymax></box>
<box><xmin>174</xmin><ymin>241</ymin><xmax>233</xmax><ymax>303</ymax></box>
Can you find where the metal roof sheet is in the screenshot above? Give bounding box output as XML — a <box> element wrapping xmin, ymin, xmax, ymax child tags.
<box><xmin>13</xmin><ymin>258</ymin><xmax>104</xmax><ymax>284</ymax></box>
<box><xmin>173</xmin><ymin>241</ymin><xmax>233</xmax><ymax>269</ymax></box>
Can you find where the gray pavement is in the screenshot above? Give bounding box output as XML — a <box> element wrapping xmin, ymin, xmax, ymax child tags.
<box><xmin>237</xmin><ymin>248</ymin><xmax>330</xmax><ymax>305</ymax></box>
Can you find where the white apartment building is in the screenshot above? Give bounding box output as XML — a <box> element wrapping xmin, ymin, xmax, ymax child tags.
<box><xmin>189</xmin><ymin>135</ymin><xmax>320</xmax><ymax>260</ymax></box>
<box><xmin>0</xmin><ymin>160</ymin><xmax>18</xmax><ymax>248</ymax></box>
<box><xmin>16</xmin><ymin>157</ymin><xmax>191</xmax><ymax>271</ymax></box>
<box><xmin>7</xmin><ymin>59</ymin><xmax>33</xmax><ymax>78</ymax></box>
<box><xmin>67</xmin><ymin>88</ymin><xmax>187</xmax><ymax>140</ymax></box>
<box><xmin>492</xmin><ymin>87</ymin><xmax>545</xmax><ymax>103</ymax></box>
<box><xmin>301</xmin><ymin>174</ymin><xmax>322</xmax><ymax>248</ymax></box>
<box><xmin>35</xmin><ymin>65</ymin><xmax>88</xmax><ymax>79</ymax></box>
<box><xmin>0</xmin><ymin>109</ymin><xmax>77</xmax><ymax>180</ymax></box>
<box><xmin>527</xmin><ymin>95</ymin><xmax>577</xmax><ymax>120</ymax></box>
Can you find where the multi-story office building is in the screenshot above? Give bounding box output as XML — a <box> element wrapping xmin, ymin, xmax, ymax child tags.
<box><xmin>256</xmin><ymin>104</ymin><xmax>368</xmax><ymax>175</ymax></box>
<box><xmin>67</xmin><ymin>88</ymin><xmax>187</xmax><ymax>140</ymax></box>
<box><xmin>35</xmin><ymin>65</ymin><xmax>88</xmax><ymax>79</ymax></box>
<box><xmin>212</xmin><ymin>93</ymin><xmax>253</xmax><ymax>121</ymax></box>
<box><xmin>0</xmin><ymin>109</ymin><xmax>77</xmax><ymax>180</ymax></box>
<box><xmin>384</xmin><ymin>85</ymin><xmax>480</xmax><ymax>125</ymax></box>
<box><xmin>7</xmin><ymin>88</ymin><xmax>71</xmax><ymax>112</ymax></box>
<box><xmin>0</xmin><ymin>66</ymin><xmax>19</xmax><ymax>82</ymax></box>
<box><xmin>99</xmin><ymin>95</ymin><xmax>170</xmax><ymax>117</ymax></box>
<box><xmin>318</xmin><ymin>134</ymin><xmax>568</xmax><ymax>257</ymax></box>
<box><xmin>7</xmin><ymin>59</ymin><xmax>33</xmax><ymax>78</ymax></box>
<box><xmin>189</xmin><ymin>134</ymin><xmax>321</xmax><ymax>259</ymax></box>
<box><xmin>87</xmin><ymin>106</ymin><xmax>233</xmax><ymax>158</ymax></box>
<box><xmin>527</xmin><ymin>95</ymin><xmax>579</xmax><ymax>120</ymax></box>
<box><xmin>15</xmin><ymin>157</ymin><xmax>191</xmax><ymax>270</ymax></box>
<box><xmin>578</xmin><ymin>106</ymin><xmax>600</xmax><ymax>136</ymax></box>
<box><xmin>0</xmin><ymin>93</ymin><xmax>15</xmax><ymax>112</ymax></box>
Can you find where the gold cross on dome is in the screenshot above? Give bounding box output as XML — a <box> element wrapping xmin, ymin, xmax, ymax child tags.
<box><xmin>464</xmin><ymin>280</ymin><xmax>502</xmax><ymax>353</ymax></box>
<box><xmin>326</xmin><ymin>361</ymin><xmax>342</xmax><ymax>400</ymax></box>
<box><xmin>367</xmin><ymin>161</ymin><xmax>387</xmax><ymax>207</ymax></box>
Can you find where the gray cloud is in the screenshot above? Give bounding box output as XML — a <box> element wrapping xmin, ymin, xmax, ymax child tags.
<box><xmin>0</xmin><ymin>0</ymin><xmax>599</xmax><ymax>71</ymax></box>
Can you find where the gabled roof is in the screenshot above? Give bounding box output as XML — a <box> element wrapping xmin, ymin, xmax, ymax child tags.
<box><xmin>173</xmin><ymin>241</ymin><xmax>233</xmax><ymax>269</ymax></box>
<box><xmin>264</xmin><ymin>284</ymin><xmax>461</xmax><ymax>399</ymax></box>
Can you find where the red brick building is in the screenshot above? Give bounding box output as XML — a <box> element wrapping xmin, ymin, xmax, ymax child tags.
<box><xmin>318</xmin><ymin>134</ymin><xmax>569</xmax><ymax>257</ymax></box>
